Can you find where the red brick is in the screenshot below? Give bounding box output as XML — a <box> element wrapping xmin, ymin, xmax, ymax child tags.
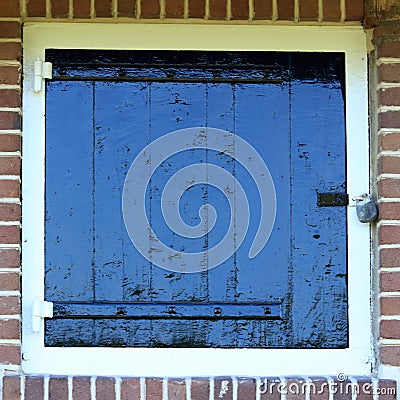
<box><xmin>356</xmin><ymin>379</ymin><xmax>373</xmax><ymax>400</ymax></box>
<box><xmin>215</xmin><ymin>378</ymin><xmax>233</xmax><ymax>400</ymax></box>
<box><xmin>380</xmin><ymin>111</ymin><xmax>400</xmax><ymax>129</ymax></box>
<box><xmin>0</xmin><ymin>157</ymin><xmax>20</xmax><ymax>175</ymax></box>
<box><xmin>379</xmin><ymin>202</ymin><xmax>400</xmax><ymax>220</ymax></box>
<box><xmin>381</xmin><ymin>180</ymin><xmax>399</xmax><ymax>200</ymax></box>
<box><xmin>381</xmin><ymin>297</ymin><xmax>400</xmax><ymax>315</ymax></box>
<box><xmin>0</xmin><ymin>22</ymin><xmax>21</xmax><ymax>39</ymax></box>
<box><xmin>49</xmin><ymin>377</ymin><xmax>69</xmax><ymax>400</ymax></box>
<box><xmin>52</xmin><ymin>0</ymin><xmax>69</xmax><ymax>17</ymax></box>
<box><xmin>0</xmin><ymin>90</ymin><xmax>20</xmax><ymax>109</ymax></box>
<box><xmin>0</xmin><ymin>319</ymin><xmax>19</xmax><ymax>339</ymax></box>
<box><xmin>345</xmin><ymin>0</ymin><xmax>363</xmax><ymax>21</ymax></box>
<box><xmin>381</xmin><ymin>345</ymin><xmax>400</xmax><ymax>365</ymax></box>
<box><xmin>140</xmin><ymin>0</ymin><xmax>160</xmax><ymax>18</ymax></box>
<box><xmin>168</xmin><ymin>379</ymin><xmax>186</xmax><ymax>400</ymax></box>
<box><xmin>0</xmin><ymin>112</ymin><xmax>20</xmax><ymax>131</ymax></box>
<box><xmin>0</xmin><ymin>43</ymin><xmax>21</xmax><ymax>62</ymax></box>
<box><xmin>189</xmin><ymin>0</ymin><xmax>205</xmax><ymax>18</ymax></box>
<box><xmin>118</xmin><ymin>0</ymin><xmax>136</xmax><ymax>17</ymax></box>
<box><xmin>26</xmin><ymin>0</ymin><xmax>47</xmax><ymax>17</ymax></box>
<box><xmin>378</xmin><ymin>41</ymin><xmax>400</xmax><ymax>59</ymax></box>
<box><xmin>322</xmin><ymin>0</ymin><xmax>340</xmax><ymax>21</ymax></box>
<box><xmin>379</xmin><ymin>88</ymin><xmax>400</xmax><ymax>107</ymax></box>
<box><xmin>332</xmin><ymin>379</ymin><xmax>352</xmax><ymax>400</ymax></box>
<box><xmin>0</xmin><ymin>203</ymin><xmax>20</xmax><ymax>222</ymax></box>
<box><xmin>209</xmin><ymin>0</ymin><xmax>227</xmax><ymax>19</ymax></box>
<box><xmin>0</xmin><ymin>67</ymin><xmax>20</xmax><ymax>86</ymax></box>
<box><xmin>254</xmin><ymin>0</ymin><xmax>272</xmax><ymax>19</ymax></box>
<box><xmin>310</xmin><ymin>379</ymin><xmax>329</xmax><ymax>400</ymax></box>
<box><xmin>231</xmin><ymin>0</ymin><xmax>248</xmax><ymax>20</ymax></box>
<box><xmin>96</xmin><ymin>378</ymin><xmax>116</xmax><ymax>400</ymax></box>
<box><xmin>380</xmin><ymin>132</ymin><xmax>400</xmax><ymax>151</ymax></box>
<box><xmin>381</xmin><ymin>247</ymin><xmax>400</xmax><ymax>268</ymax></box>
<box><xmin>73</xmin><ymin>0</ymin><xmax>91</xmax><ymax>18</ymax></box>
<box><xmin>165</xmin><ymin>0</ymin><xmax>184</xmax><ymax>17</ymax></box>
<box><xmin>299</xmin><ymin>0</ymin><xmax>318</xmax><ymax>21</ymax></box>
<box><xmin>95</xmin><ymin>0</ymin><xmax>112</xmax><ymax>17</ymax></box>
<box><xmin>286</xmin><ymin>379</ymin><xmax>306</xmax><ymax>400</ymax></box>
<box><xmin>379</xmin><ymin>64</ymin><xmax>400</xmax><ymax>83</ymax></box>
<box><xmin>378</xmin><ymin>380</ymin><xmax>397</xmax><ymax>400</ymax></box>
<box><xmin>381</xmin><ymin>319</ymin><xmax>400</xmax><ymax>338</ymax></box>
<box><xmin>3</xmin><ymin>376</ymin><xmax>20</xmax><ymax>399</ymax></box>
<box><xmin>381</xmin><ymin>271</ymin><xmax>400</xmax><ymax>292</ymax></box>
<box><xmin>375</xmin><ymin>27</ymin><xmax>400</xmax><ymax>39</ymax></box>
<box><xmin>0</xmin><ymin>345</ymin><xmax>19</xmax><ymax>364</ymax></box>
<box><xmin>278</xmin><ymin>0</ymin><xmax>294</xmax><ymax>20</ymax></box>
<box><xmin>379</xmin><ymin>156</ymin><xmax>400</xmax><ymax>175</ymax></box>
<box><xmin>238</xmin><ymin>378</ymin><xmax>256</xmax><ymax>400</ymax></box>
<box><xmin>0</xmin><ymin>0</ymin><xmax>20</xmax><ymax>17</ymax></box>
<box><xmin>0</xmin><ymin>249</ymin><xmax>19</xmax><ymax>268</ymax></box>
<box><xmin>0</xmin><ymin>272</ymin><xmax>19</xmax><ymax>291</ymax></box>
<box><xmin>191</xmin><ymin>379</ymin><xmax>209</xmax><ymax>400</ymax></box>
<box><xmin>146</xmin><ymin>378</ymin><xmax>163</xmax><ymax>400</ymax></box>
<box><xmin>25</xmin><ymin>376</ymin><xmax>44</xmax><ymax>400</ymax></box>
<box><xmin>380</xmin><ymin>225</ymin><xmax>400</xmax><ymax>245</ymax></box>
<box><xmin>379</xmin><ymin>178</ymin><xmax>400</xmax><ymax>198</ymax></box>
<box><xmin>0</xmin><ymin>90</ymin><xmax>20</xmax><ymax>110</ymax></box>
<box><xmin>0</xmin><ymin>135</ymin><xmax>20</xmax><ymax>152</ymax></box>
<box><xmin>0</xmin><ymin>225</ymin><xmax>20</xmax><ymax>245</ymax></box>
<box><xmin>0</xmin><ymin>180</ymin><xmax>19</xmax><ymax>199</ymax></box>
<box><xmin>121</xmin><ymin>378</ymin><xmax>140</xmax><ymax>400</ymax></box>
<box><xmin>73</xmin><ymin>377</ymin><xmax>91</xmax><ymax>399</ymax></box>
<box><xmin>0</xmin><ymin>296</ymin><xmax>19</xmax><ymax>315</ymax></box>
<box><xmin>259</xmin><ymin>378</ymin><xmax>281</xmax><ymax>400</ymax></box>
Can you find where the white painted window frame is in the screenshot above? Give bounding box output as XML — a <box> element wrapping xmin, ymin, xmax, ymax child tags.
<box><xmin>22</xmin><ymin>23</ymin><xmax>371</xmax><ymax>377</ymax></box>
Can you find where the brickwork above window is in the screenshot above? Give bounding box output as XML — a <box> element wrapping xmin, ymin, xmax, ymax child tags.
<box><xmin>12</xmin><ymin>0</ymin><xmax>366</xmax><ymax>22</ymax></box>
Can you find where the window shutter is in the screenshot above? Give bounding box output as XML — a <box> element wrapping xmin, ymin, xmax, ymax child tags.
<box><xmin>44</xmin><ymin>51</ymin><xmax>347</xmax><ymax>348</ymax></box>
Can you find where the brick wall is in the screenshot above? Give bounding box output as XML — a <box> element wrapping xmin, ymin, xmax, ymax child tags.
<box><xmin>16</xmin><ymin>0</ymin><xmax>365</xmax><ymax>22</ymax></box>
<box><xmin>1</xmin><ymin>376</ymin><xmax>399</xmax><ymax>400</ymax></box>
<box><xmin>0</xmin><ymin>0</ymin><xmax>400</xmax><ymax>399</ymax></box>
<box><xmin>375</xmin><ymin>24</ymin><xmax>400</xmax><ymax>367</ymax></box>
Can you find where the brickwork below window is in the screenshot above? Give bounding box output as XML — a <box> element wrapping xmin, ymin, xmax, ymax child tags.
<box><xmin>0</xmin><ymin>375</ymin><xmax>398</xmax><ymax>400</ymax></box>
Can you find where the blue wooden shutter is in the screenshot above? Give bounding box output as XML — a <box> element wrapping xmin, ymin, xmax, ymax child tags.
<box><xmin>44</xmin><ymin>51</ymin><xmax>347</xmax><ymax>348</ymax></box>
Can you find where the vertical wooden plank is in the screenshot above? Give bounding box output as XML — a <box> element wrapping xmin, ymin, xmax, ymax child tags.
<box><xmin>233</xmin><ymin>75</ymin><xmax>291</xmax><ymax>347</ymax></box>
<box><xmin>233</xmin><ymin>81</ymin><xmax>290</xmax><ymax>305</ymax></box>
<box><xmin>205</xmin><ymin>82</ymin><xmax>239</xmax><ymax>346</ymax></box>
<box><xmin>147</xmin><ymin>82</ymin><xmax>208</xmax><ymax>301</ymax></box>
<box><xmin>206</xmin><ymin>83</ymin><xmax>236</xmax><ymax>302</ymax></box>
<box><xmin>290</xmin><ymin>54</ymin><xmax>347</xmax><ymax>348</ymax></box>
<box><xmin>45</xmin><ymin>81</ymin><xmax>94</xmax><ymax>302</ymax></box>
<box><xmin>93</xmin><ymin>81</ymin><xmax>151</xmax><ymax>302</ymax></box>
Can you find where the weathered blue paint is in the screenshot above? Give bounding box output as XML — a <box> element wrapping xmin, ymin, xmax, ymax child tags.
<box><xmin>45</xmin><ymin>51</ymin><xmax>347</xmax><ymax>348</ymax></box>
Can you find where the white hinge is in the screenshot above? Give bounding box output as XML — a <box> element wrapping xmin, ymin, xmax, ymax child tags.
<box><xmin>32</xmin><ymin>299</ymin><xmax>53</xmax><ymax>333</ymax></box>
<box><xmin>34</xmin><ymin>57</ymin><xmax>52</xmax><ymax>93</ymax></box>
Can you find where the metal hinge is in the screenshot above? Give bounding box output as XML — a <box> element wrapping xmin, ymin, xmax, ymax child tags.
<box><xmin>34</xmin><ymin>57</ymin><xmax>52</xmax><ymax>93</ymax></box>
<box><xmin>32</xmin><ymin>299</ymin><xmax>53</xmax><ymax>333</ymax></box>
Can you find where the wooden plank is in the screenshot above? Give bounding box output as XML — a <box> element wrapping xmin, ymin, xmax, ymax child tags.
<box><xmin>290</xmin><ymin>54</ymin><xmax>347</xmax><ymax>348</ymax></box>
<box><xmin>45</xmin><ymin>81</ymin><xmax>94</xmax><ymax>302</ymax></box>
